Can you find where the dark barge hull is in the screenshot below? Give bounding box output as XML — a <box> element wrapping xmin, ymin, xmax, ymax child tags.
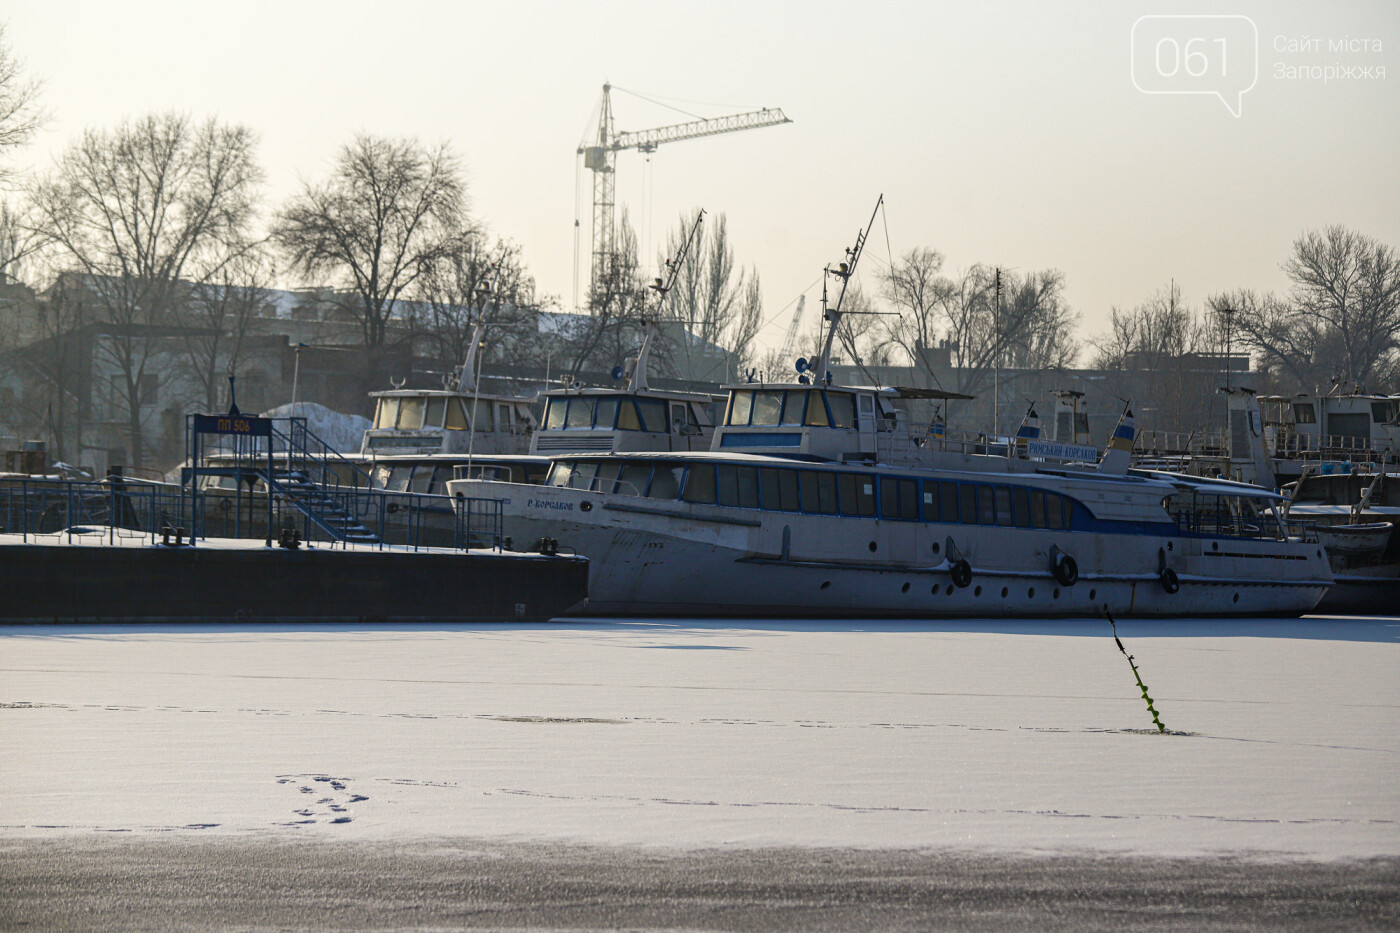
<box><xmin>0</xmin><ymin>542</ymin><xmax>588</xmax><ymax>624</ymax></box>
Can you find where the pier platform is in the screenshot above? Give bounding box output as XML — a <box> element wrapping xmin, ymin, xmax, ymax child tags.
<box><xmin>0</xmin><ymin>532</ymin><xmax>588</xmax><ymax>624</ymax></box>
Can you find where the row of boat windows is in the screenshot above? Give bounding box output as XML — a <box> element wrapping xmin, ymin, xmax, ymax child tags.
<box><xmin>373</xmin><ymin>396</ymin><xmax>531</xmax><ymax>432</ymax></box>
<box><xmin>725</xmin><ymin>388</ymin><xmax>863</xmax><ymax>429</ymax></box>
<box><xmin>546</xmin><ymin>458</ymin><xmax>1077</xmax><ymax>529</ymax></box>
<box><xmin>542</xmin><ymin>396</ymin><xmax>707</xmax><ymax>433</ymax></box>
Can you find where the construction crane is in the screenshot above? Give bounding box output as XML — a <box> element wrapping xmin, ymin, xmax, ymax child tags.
<box><xmin>777</xmin><ymin>294</ymin><xmax>807</xmax><ymax>363</ymax></box>
<box><xmin>577</xmin><ymin>83</ymin><xmax>790</xmax><ymax>302</ymax></box>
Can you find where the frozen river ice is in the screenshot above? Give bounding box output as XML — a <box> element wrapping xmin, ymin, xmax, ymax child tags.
<box><xmin>3</xmin><ymin>615</ymin><xmax>1396</xmax><ymax>855</ymax></box>
<box><xmin>2</xmin><ymin>615</ymin><xmax>1397</xmax><ymax>929</ymax></box>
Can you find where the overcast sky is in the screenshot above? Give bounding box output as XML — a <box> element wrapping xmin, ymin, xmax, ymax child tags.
<box><xmin>3</xmin><ymin>0</ymin><xmax>1396</xmax><ymax>355</ymax></box>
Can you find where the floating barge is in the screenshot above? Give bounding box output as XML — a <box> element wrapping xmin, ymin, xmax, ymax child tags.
<box><xmin>0</xmin><ymin>531</ymin><xmax>587</xmax><ymax>624</ymax></box>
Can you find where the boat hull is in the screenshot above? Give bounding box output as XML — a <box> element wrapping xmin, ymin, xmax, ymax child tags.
<box><xmin>469</xmin><ymin>481</ymin><xmax>1331</xmax><ymax>619</ymax></box>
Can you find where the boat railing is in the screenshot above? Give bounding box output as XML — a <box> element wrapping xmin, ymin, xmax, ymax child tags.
<box><xmin>0</xmin><ymin>477</ymin><xmax>192</xmax><ymax>546</ymax></box>
<box><xmin>1270</xmin><ymin>431</ymin><xmax>1399</xmax><ymax>464</ymax></box>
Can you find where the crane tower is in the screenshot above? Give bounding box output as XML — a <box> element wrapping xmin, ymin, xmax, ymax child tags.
<box><xmin>578</xmin><ymin>83</ymin><xmax>790</xmax><ymax>303</ymax></box>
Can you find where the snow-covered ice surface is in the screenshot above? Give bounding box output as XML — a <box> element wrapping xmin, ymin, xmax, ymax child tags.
<box><xmin>2</xmin><ymin>616</ymin><xmax>1396</xmax><ymax>859</ymax></box>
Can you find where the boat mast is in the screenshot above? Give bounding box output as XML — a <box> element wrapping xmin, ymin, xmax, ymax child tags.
<box><xmin>634</xmin><ymin>209</ymin><xmax>705</xmax><ymax>392</ymax></box>
<box><xmin>814</xmin><ymin>195</ymin><xmax>883</xmax><ymax>383</ymax></box>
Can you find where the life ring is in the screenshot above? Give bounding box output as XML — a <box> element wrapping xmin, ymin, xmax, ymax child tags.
<box><xmin>1160</xmin><ymin>567</ymin><xmax>1180</xmax><ymax>594</ymax></box>
<box><xmin>1052</xmin><ymin>551</ymin><xmax>1079</xmax><ymax>587</ymax></box>
<box><xmin>950</xmin><ymin>559</ymin><xmax>973</xmax><ymax>589</ymax></box>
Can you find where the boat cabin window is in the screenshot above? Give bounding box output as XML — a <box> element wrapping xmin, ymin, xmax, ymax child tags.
<box><xmin>799</xmin><ymin>471</ymin><xmax>839</xmax><ymax>514</ymax></box>
<box><xmin>566</xmin><ymin>397</ymin><xmax>593</xmax><ymax>428</ymax></box>
<box><xmin>829</xmin><ymin>393</ymin><xmax>856</xmax><ymax>428</ymax></box>
<box><xmin>467</xmin><ymin>399</ymin><xmax>494</xmax><ymax>432</ymax></box>
<box><xmin>649</xmin><ymin>464</ymin><xmax>682</xmax><ymax>499</ymax></box>
<box><xmin>879</xmin><ymin>477</ymin><xmax>919</xmax><ymax>520</ymax></box>
<box><xmin>374</xmin><ymin>398</ymin><xmax>400</xmax><ymax>429</ymax></box>
<box><xmin>617</xmin><ymin>461</ymin><xmax>653</xmax><ymax>496</ymax></box>
<box><xmin>544</xmin><ymin>398</ymin><xmax>567</xmax><ymax>429</ymax></box>
<box><xmin>727</xmin><ymin>390</ymin><xmax>753</xmax><ymax>426</ymax></box>
<box><xmin>596</xmin><ymin>397</ymin><xmax>620</xmax><ymax>430</ymax></box>
<box><xmin>424</xmin><ymin>397</ymin><xmax>447</xmax><ymax>428</ymax></box>
<box><xmin>445</xmin><ymin>398</ymin><xmax>470</xmax><ymax>430</ymax></box>
<box><xmin>839</xmin><ymin>474</ymin><xmax>877</xmax><ymax>517</ymax></box>
<box><xmin>1292</xmin><ymin>402</ymin><xmax>1317</xmax><ymax>424</ymax></box>
<box><xmin>804</xmin><ymin>392</ymin><xmax>831</xmax><ymax>427</ymax></box>
<box><xmin>637</xmin><ymin>398</ymin><xmax>667</xmax><ymax>433</ymax></box>
<box><xmin>716</xmin><ymin>464</ymin><xmax>760</xmax><ymax>508</ymax></box>
<box><xmin>760</xmin><ymin>467</ymin><xmax>801</xmax><ymax>511</ymax></box>
<box><xmin>749</xmin><ymin>391</ymin><xmax>782</xmax><ymax>426</ymax></box>
<box><xmin>1164</xmin><ymin>491</ymin><xmax>1284</xmax><ymax>538</ymax></box>
<box><xmin>1371</xmin><ymin>401</ymin><xmax>1397</xmax><ymax>423</ymax></box>
<box><xmin>681</xmin><ymin>463</ymin><xmax>717</xmax><ymax>504</ymax></box>
<box><xmin>398</xmin><ymin>397</ymin><xmax>425</xmax><ymax>430</ymax></box>
<box><xmin>409</xmin><ymin>466</ymin><xmax>434</xmax><ymax>494</ymax></box>
<box><xmin>617</xmin><ymin>398</ymin><xmax>642</xmax><ymax>431</ymax></box>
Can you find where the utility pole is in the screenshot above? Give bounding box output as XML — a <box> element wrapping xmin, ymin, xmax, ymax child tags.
<box><xmin>993</xmin><ymin>267</ymin><xmax>1002</xmax><ymax>436</ymax></box>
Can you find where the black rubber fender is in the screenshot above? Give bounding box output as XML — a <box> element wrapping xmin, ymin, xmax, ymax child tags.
<box><xmin>1160</xmin><ymin>566</ymin><xmax>1180</xmax><ymax>594</ymax></box>
<box><xmin>1051</xmin><ymin>549</ymin><xmax>1079</xmax><ymax>587</ymax></box>
<box><xmin>950</xmin><ymin>559</ymin><xmax>973</xmax><ymax>589</ymax></box>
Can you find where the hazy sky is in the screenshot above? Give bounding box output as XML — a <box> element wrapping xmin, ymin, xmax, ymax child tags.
<box><xmin>3</xmin><ymin>0</ymin><xmax>1397</xmax><ymax>355</ymax></box>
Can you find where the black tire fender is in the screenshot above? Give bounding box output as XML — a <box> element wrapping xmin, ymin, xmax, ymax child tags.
<box><xmin>1160</xmin><ymin>567</ymin><xmax>1180</xmax><ymax>594</ymax></box>
<box><xmin>950</xmin><ymin>559</ymin><xmax>973</xmax><ymax>589</ymax></box>
<box><xmin>1053</xmin><ymin>553</ymin><xmax>1078</xmax><ymax>587</ymax></box>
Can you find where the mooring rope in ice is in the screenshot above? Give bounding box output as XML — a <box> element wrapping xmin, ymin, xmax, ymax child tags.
<box><xmin>1102</xmin><ymin>605</ymin><xmax>1166</xmax><ymax>733</ymax></box>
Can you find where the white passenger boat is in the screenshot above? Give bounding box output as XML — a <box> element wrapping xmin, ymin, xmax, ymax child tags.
<box><xmin>450</xmin><ymin>202</ymin><xmax>1332</xmax><ymax>618</ymax></box>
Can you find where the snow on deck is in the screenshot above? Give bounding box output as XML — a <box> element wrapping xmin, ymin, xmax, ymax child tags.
<box><xmin>1</xmin><ymin>617</ymin><xmax>1396</xmax><ymax>858</ymax></box>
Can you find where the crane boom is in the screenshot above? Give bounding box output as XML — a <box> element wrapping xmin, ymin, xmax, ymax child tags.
<box><xmin>613</xmin><ymin>107</ymin><xmax>791</xmax><ymax>154</ymax></box>
<box><xmin>577</xmin><ymin>84</ymin><xmax>791</xmax><ymax>307</ymax></box>
<box><xmin>778</xmin><ymin>294</ymin><xmax>807</xmax><ymax>362</ymax></box>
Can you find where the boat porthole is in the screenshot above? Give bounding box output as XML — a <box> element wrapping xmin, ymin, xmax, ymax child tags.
<box><xmin>868</xmin><ymin>541</ymin><xmax>878</xmax><ymax>552</ymax></box>
<box><xmin>820</xmin><ymin>581</ymin><xmax>831</xmax><ymax>590</ymax></box>
<box><xmin>1211</xmin><ymin>542</ymin><xmax>1219</xmax><ymax>551</ymax></box>
<box><xmin>945</xmin><ymin>585</ymin><xmax>955</xmax><ymax>596</ymax></box>
<box><xmin>1233</xmin><ymin>592</ymin><xmax>1240</xmax><ymax>603</ymax></box>
<box><xmin>1166</xmin><ymin>541</ymin><xmax>1173</xmax><ymax>551</ymax></box>
<box><xmin>901</xmin><ymin>582</ymin><xmax>910</xmax><ymax>594</ymax></box>
<box><xmin>1027</xmin><ymin>587</ymin><xmax>1036</xmax><ymax>599</ymax></box>
<box><xmin>1088</xmin><ymin>588</ymin><xmax>1097</xmax><ymax>600</ymax></box>
<box><xmin>1316</xmin><ymin>549</ymin><xmax>1323</xmax><ymax>558</ymax></box>
<box><xmin>931</xmin><ymin>542</ymin><xmax>941</xmax><ymax>554</ymax></box>
<box><xmin>974</xmin><ymin>585</ymin><xmax>982</xmax><ymax>597</ymax></box>
<box><xmin>580</xmin><ymin>501</ymin><xmax>592</xmax><ymax>512</ymax></box>
<box><xmin>1053</xmin><ymin>588</ymin><xmax>1060</xmax><ymax>599</ymax></box>
<box><xmin>931</xmin><ymin>584</ymin><xmax>940</xmax><ymax>595</ymax></box>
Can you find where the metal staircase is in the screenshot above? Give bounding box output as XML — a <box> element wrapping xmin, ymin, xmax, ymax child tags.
<box><xmin>263</xmin><ymin>466</ymin><xmax>380</xmax><ymax>544</ymax></box>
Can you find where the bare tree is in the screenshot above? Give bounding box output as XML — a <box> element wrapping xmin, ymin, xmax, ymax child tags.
<box><xmin>180</xmin><ymin>248</ymin><xmax>273</xmax><ymax>411</ymax></box>
<box><xmin>29</xmin><ymin>113</ymin><xmax>263</xmax><ymax>466</ymax></box>
<box><xmin>1091</xmin><ymin>282</ymin><xmax>1216</xmax><ymax>432</ymax></box>
<box><xmin>0</xmin><ymin>198</ymin><xmax>43</xmax><ymax>282</ymax></box>
<box><xmin>565</xmin><ymin>213</ymin><xmax>649</xmax><ymax>379</ymax></box>
<box><xmin>274</xmin><ymin>135</ymin><xmax>465</xmax><ymax>351</ymax></box>
<box><xmin>418</xmin><ymin>232</ymin><xmax>535</xmax><ymax>370</ymax></box>
<box><xmin>0</xmin><ymin>26</ymin><xmax>44</xmax><ymax>184</ymax></box>
<box><xmin>660</xmin><ymin>210</ymin><xmax>762</xmax><ymax>381</ymax></box>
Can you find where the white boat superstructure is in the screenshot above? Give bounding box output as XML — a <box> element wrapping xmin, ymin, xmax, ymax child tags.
<box><xmin>450</xmin><ymin>200</ymin><xmax>1331</xmax><ymax>618</ymax></box>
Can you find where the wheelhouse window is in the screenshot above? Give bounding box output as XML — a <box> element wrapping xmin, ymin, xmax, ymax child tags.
<box><xmin>544</xmin><ymin>398</ymin><xmax>567</xmax><ymax>429</ymax></box>
<box><xmin>637</xmin><ymin>398</ymin><xmax>667</xmax><ymax>433</ymax></box>
<box><xmin>751</xmin><ymin>391</ymin><xmax>783</xmax><ymax>426</ymax></box>
<box><xmin>804</xmin><ymin>391</ymin><xmax>831</xmax><ymax>426</ymax></box>
<box><xmin>828</xmin><ymin>393</ymin><xmax>856</xmax><ymax>428</ymax></box>
<box><xmin>727</xmin><ymin>390</ymin><xmax>753</xmax><ymax>426</ymax></box>
<box><xmin>374</xmin><ymin>398</ymin><xmax>400</xmax><ymax>429</ymax></box>
<box><xmin>566</xmin><ymin>398</ymin><xmax>593</xmax><ymax>428</ymax></box>
<box><xmin>397</xmin><ymin>397</ymin><xmax>425</xmax><ymax>430</ymax></box>
<box><xmin>1292</xmin><ymin>402</ymin><xmax>1317</xmax><ymax>424</ymax></box>
<box><xmin>445</xmin><ymin>398</ymin><xmax>470</xmax><ymax>430</ymax></box>
<box><xmin>779</xmin><ymin>392</ymin><xmax>805</xmax><ymax>425</ymax></box>
<box><xmin>595</xmin><ymin>396</ymin><xmax>620</xmax><ymax>430</ymax></box>
<box><xmin>424</xmin><ymin>397</ymin><xmax>447</xmax><ymax>428</ymax></box>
